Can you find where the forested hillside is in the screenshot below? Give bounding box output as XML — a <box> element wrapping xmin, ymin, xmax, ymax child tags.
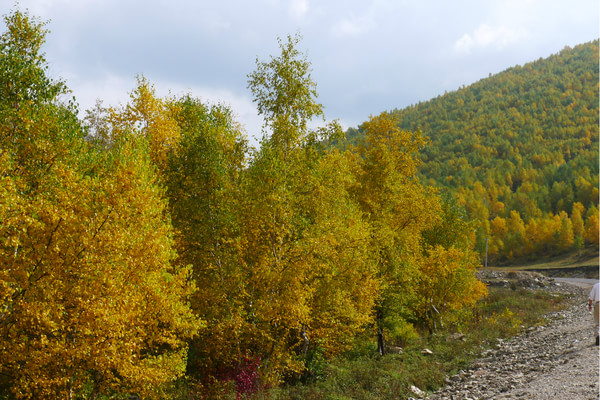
<box><xmin>348</xmin><ymin>41</ymin><xmax>599</xmax><ymax>263</ymax></box>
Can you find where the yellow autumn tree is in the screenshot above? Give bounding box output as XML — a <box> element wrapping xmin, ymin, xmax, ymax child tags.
<box><xmin>350</xmin><ymin>112</ymin><xmax>440</xmax><ymax>354</ymax></box>
<box><xmin>98</xmin><ymin>76</ymin><xmax>181</xmax><ymax>172</ymax></box>
<box><xmin>505</xmin><ymin>210</ymin><xmax>527</xmax><ymax>259</ymax></box>
<box><xmin>223</xmin><ymin>33</ymin><xmax>380</xmax><ymax>382</ymax></box>
<box><xmin>584</xmin><ymin>205</ymin><xmax>599</xmax><ymax>246</ymax></box>
<box><xmin>416</xmin><ymin>246</ymin><xmax>487</xmax><ymax>330</ymax></box>
<box><xmin>0</xmin><ymin>10</ymin><xmax>197</xmax><ymax>399</ymax></box>
<box><xmin>571</xmin><ymin>202</ymin><xmax>585</xmax><ymax>252</ymax></box>
<box><xmin>489</xmin><ymin>216</ymin><xmax>507</xmax><ymax>260</ymax></box>
<box><xmin>236</xmin><ymin>132</ymin><xmax>379</xmax><ymax>380</ymax></box>
<box><xmin>418</xmin><ymin>193</ymin><xmax>487</xmax><ymax>330</ymax></box>
<box><xmin>124</xmin><ymin>35</ymin><xmax>380</xmax><ymax>393</ymax></box>
<box><xmin>556</xmin><ymin>210</ymin><xmax>575</xmax><ymax>252</ymax></box>
<box><xmin>300</xmin><ymin>143</ymin><xmax>378</xmax><ymax>358</ymax></box>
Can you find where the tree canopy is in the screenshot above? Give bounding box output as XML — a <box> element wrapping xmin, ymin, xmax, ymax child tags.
<box><xmin>0</xmin><ymin>10</ymin><xmax>197</xmax><ymax>399</ymax></box>
<box><xmin>1</xmin><ymin>10</ymin><xmax>495</xmax><ymax>399</ymax></box>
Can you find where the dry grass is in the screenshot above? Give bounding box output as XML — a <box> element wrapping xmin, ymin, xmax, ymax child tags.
<box><xmin>487</xmin><ymin>247</ymin><xmax>599</xmax><ymax>272</ymax></box>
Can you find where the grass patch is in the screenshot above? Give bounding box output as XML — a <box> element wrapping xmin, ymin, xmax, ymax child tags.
<box><xmin>252</xmin><ymin>286</ymin><xmax>569</xmax><ymax>400</ymax></box>
<box><xmin>489</xmin><ymin>247</ymin><xmax>599</xmax><ymax>271</ymax></box>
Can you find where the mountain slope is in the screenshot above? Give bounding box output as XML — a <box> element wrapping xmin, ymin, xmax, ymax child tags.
<box><xmin>347</xmin><ymin>40</ymin><xmax>599</xmax><ymax>262</ymax></box>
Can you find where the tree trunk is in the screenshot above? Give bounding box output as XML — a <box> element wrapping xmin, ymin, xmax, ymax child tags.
<box><xmin>376</xmin><ymin>308</ymin><xmax>385</xmax><ymax>356</ymax></box>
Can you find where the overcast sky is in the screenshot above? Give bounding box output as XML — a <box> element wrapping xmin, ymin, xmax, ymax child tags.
<box><xmin>3</xmin><ymin>0</ymin><xmax>598</xmax><ymax>146</ymax></box>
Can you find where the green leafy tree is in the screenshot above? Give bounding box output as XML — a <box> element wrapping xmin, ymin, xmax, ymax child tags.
<box><xmin>247</xmin><ymin>33</ymin><xmax>323</xmax><ymax>151</ymax></box>
<box><xmin>237</xmin><ymin>34</ymin><xmax>379</xmax><ymax>382</ymax></box>
<box><xmin>165</xmin><ymin>95</ymin><xmax>250</xmax><ymax>377</ymax></box>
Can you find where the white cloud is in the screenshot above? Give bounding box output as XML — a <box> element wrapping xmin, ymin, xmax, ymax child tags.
<box><xmin>454</xmin><ymin>24</ymin><xmax>526</xmax><ymax>54</ymax></box>
<box><xmin>289</xmin><ymin>0</ymin><xmax>309</xmax><ymax>20</ymax></box>
<box><xmin>68</xmin><ymin>73</ymin><xmax>134</xmax><ymax>112</ymax></box>
<box><xmin>331</xmin><ymin>15</ymin><xmax>374</xmax><ymax>37</ymax></box>
<box><xmin>5</xmin><ymin>0</ymin><xmax>597</xmax><ymax>143</ymax></box>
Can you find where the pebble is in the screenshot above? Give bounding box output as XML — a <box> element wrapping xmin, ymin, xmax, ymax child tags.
<box><xmin>426</xmin><ymin>274</ymin><xmax>599</xmax><ymax>400</ymax></box>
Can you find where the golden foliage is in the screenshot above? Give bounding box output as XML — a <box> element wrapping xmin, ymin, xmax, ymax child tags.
<box><xmin>415</xmin><ymin>246</ymin><xmax>488</xmax><ymax>329</ymax></box>
<box><xmin>1</xmin><ymin>13</ymin><xmax>492</xmax><ymax>396</ymax></box>
<box><xmin>0</xmin><ymin>11</ymin><xmax>197</xmax><ymax>398</ymax></box>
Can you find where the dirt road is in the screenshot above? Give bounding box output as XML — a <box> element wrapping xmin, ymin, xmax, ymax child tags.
<box><xmin>426</xmin><ymin>277</ymin><xmax>599</xmax><ymax>400</ymax></box>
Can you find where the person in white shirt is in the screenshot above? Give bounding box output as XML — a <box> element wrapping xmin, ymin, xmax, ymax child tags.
<box><xmin>588</xmin><ymin>282</ymin><xmax>600</xmax><ymax>346</ymax></box>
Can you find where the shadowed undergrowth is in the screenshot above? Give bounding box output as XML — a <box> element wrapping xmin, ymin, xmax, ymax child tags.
<box><xmin>244</xmin><ymin>286</ymin><xmax>570</xmax><ymax>400</ymax></box>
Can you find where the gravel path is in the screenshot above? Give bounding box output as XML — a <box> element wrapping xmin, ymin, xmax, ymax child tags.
<box><xmin>425</xmin><ymin>278</ymin><xmax>599</xmax><ymax>400</ymax></box>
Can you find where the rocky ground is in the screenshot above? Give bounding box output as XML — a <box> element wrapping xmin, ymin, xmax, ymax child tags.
<box><xmin>424</xmin><ymin>272</ymin><xmax>599</xmax><ymax>400</ymax></box>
